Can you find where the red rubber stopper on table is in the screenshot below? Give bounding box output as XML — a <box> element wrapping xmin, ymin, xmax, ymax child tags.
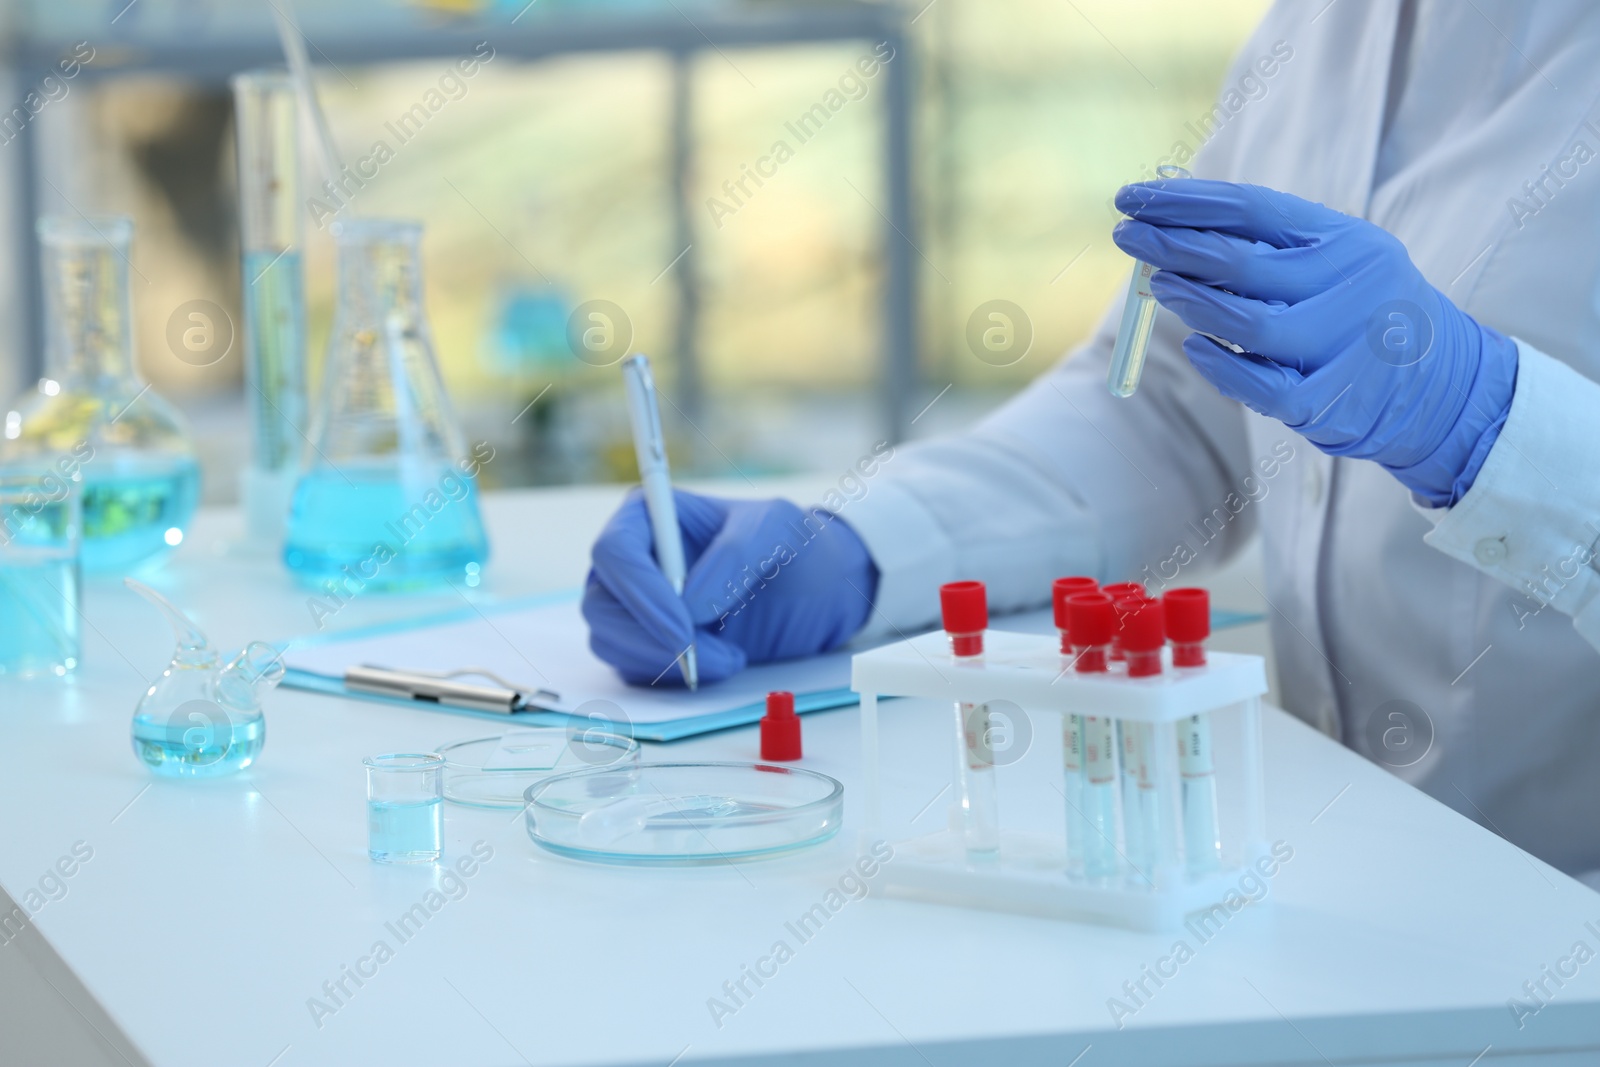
<box><xmin>760</xmin><ymin>690</ymin><xmax>802</xmax><ymax>761</ymax></box>
<box><xmin>1121</xmin><ymin>597</ymin><xmax>1166</xmax><ymax>678</ymax></box>
<box><xmin>1163</xmin><ymin>587</ymin><xmax>1210</xmax><ymax>667</ymax></box>
<box><xmin>1068</xmin><ymin>593</ymin><xmax>1114</xmax><ymax>673</ymax></box>
<box><xmin>1052</xmin><ymin>576</ymin><xmax>1098</xmax><ymax>653</ymax></box>
<box><xmin>941</xmin><ymin>580</ymin><xmax>988</xmax><ymax>657</ymax></box>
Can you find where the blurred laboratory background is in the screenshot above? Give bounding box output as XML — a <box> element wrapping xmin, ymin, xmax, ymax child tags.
<box><xmin>0</xmin><ymin>0</ymin><xmax>1268</xmax><ymax>501</ymax></box>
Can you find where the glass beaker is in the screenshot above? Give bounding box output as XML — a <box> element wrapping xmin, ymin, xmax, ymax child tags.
<box><xmin>0</xmin><ymin>472</ymin><xmax>81</xmax><ymax>677</ymax></box>
<box><xmin>284</xmin><ymin>219</ymin><xmax>489</xmax><ymax>589</ymax></box>
<box><xmin>1</xmin><ymin>217</ymin><xmax>200</xmax><ymax>573</ymax></box>
<box><xmin>232</xmin><ymin>70</ymin><xmax>308</xmax><ymax>546</ymax></box>
<box><xmin>366</xmin><ymin>753</ymin><xmax>445</xmax><ymax>864</ymax></box>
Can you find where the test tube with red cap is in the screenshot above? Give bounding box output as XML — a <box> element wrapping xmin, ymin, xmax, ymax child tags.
<box><xmin>1119</xmin><ymin>597</ymin><xmax>1170</xmax><ymax>880</ymax></box>
<box><xmin>1102</xmin><ymin>581</ymin><xmax>1146</xmax><ymax>662</ymax></box>
<box><xmin>1163</xmin><ymin>587</ymin><xmax>1222</xmax><ymax>874</ymax></box>
<box><xmin>1052</xmin><ymin>577</ymin><xmax>1097</xmax><ymax>875</ymax></box>
<box><xmin>1068</xmin><ymin>592</ymin><xmax>1120</xmax><ymax>879</ymax></box>
<box><xmin>941</xmin><ymin>581</ymin><xmax>1000</xmax><ymax>857</ymax></box>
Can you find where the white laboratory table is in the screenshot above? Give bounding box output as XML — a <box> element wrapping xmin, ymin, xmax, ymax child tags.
<box><xmin>3</xmin><ymin>482</ymin><xmax>1599</xmax><ymax>1067</ymax></box>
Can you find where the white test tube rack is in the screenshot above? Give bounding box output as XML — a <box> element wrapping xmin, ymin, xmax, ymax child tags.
<box><xmin>853</xmin><ymin>628</ymin><xmax>1268</xmax><ymax>931</ymax></box>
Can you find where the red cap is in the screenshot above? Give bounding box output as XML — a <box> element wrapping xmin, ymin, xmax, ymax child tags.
<box><xmin>1101</xmin><ymin>581</ymin><xmax>1146</xmax><ymax>603</ymax></box>
<box><xmin>1069</xmin><ymin>593</ymin><xmax>1114</xmax><ymax>672</ymax></box>
<box><xmin>1052</xmin><ymin>577</ymin><xmax>1099</xmax><ymax>630</ymax></box>
<box><xmin>760</xmin><ymin>690</ymin><xmax>801</xmax><ymax>761</ymax></box>
<box><xmin>941</xmin><ymin>581</ymin><xmax>988</xmax><ymax>657</ymax></box>
<box><xmin>1121</xmin><ymin>598</ymin><xmax>1165</xmax><ymax>677</ymax></box>
<box><xmin>1163</xmin><ymin>587</ymin><xmax>1210</xmax><ymax>667</ymax></box>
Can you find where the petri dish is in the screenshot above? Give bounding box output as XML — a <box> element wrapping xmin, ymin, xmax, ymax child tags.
<box><xmin>438</xmin><ymin>728</ymin><xmax>640</xmax><ymax>808</ymax></box>
<box><xmin>524</xmin><ymin>762</ymin><xmax>844</xmax><ymax>865</ymax></box>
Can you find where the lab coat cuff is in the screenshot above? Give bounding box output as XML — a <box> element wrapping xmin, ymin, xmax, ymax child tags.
<box><xmin>1423</xmin><ymin>340</ymin><xmax>1600</xmax><ymax>631</ymax></box>
<box><xmin>839</xmin><ymin>480</ymin><xmax>958</xmax><ymax>643</ymax></box>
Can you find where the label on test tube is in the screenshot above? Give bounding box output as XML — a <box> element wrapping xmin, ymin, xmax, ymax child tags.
<box><xmin>1178</xmin><ymin>714</ymin><xmax>1215</xmax><ymax>779</ymax></box>
<box><xmin>962</xmin><ymin>702</ymin><xmax>996</xmax><ymax>769</ymax></box>
<box><xmin>1132</xmin><ymin>259</ymin><xmax>1156</xmax><ymax>300</ymax></box>
<box><xmin>1120</xmin><ymin>720</ymin><xmax>1147</xmax><ymax>782</ymax></box>
<box><xmin>1063</xmin><ymin>714</ymin><xmax>1083</xmax><ymax>772</ymax></box>
<box><xmin>1084</xmin><ymin>716</ymin><xmax>1117</xmax><ymax>785</ymax></box>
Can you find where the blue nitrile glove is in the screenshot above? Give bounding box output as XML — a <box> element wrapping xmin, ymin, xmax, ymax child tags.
<box><xmin>1111</xmin><ymin>179</ymin><xmax>1518</xmax><ymax>507</ymax></box>
<box><xmin>582</xmin><ymin>490</ymin><xmax>879</xmax><ymax>686</ymax></box>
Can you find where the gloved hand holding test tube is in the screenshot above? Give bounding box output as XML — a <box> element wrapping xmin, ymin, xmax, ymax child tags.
<box><xmin>1107</xmin><ymin>164</ymin><xmax>1192</xmax><ymax>398</ymax></box>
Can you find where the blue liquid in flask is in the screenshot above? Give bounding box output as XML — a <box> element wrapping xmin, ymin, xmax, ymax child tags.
<box><xmin>368</xmin><ymin>798</ymin><xmax>443</xmax><ymax>862</ymax></box>
<box><xmin>131</xmin><ymin>707</ymin><xmax>265</xmax><ymax>777</ymax></box>
<box><xmin>81</xmin><ymin>459</ymin><xmax>202</xmax><ymax>572</ymax></box>
<box><xmin>284</xmin><ymin>464</ymin><xmax>487</xmax><ymax>589</ymax></box>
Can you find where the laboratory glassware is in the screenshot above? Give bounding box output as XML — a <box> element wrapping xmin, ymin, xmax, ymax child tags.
<box><xmin>524</xmin><ymin>762</ymin><xmax>843</xmax><ymax>864</ymax></box>
<box><xmin>1</xmin><ymin>217</ymin><xmax>200</xmax><ymax>572</ymax></box>
<box><xmin>1108</xmin><ymin>164</ymin><xmax>1192</xmax><ymax>398</ymax></box>
<box><xmin>284</xmin><ymin>219</ymin><xmax>489</xmax><ymax>589</ymax></box>
<box><xmin>0</xmin><ymin>473</ymin><xmax>81</xmax><ymax>677</ymax></box>
<box><xmin>436</xmin><ymin>729</ymin><xmax>639</xmax><ymax>808</ymax></box>
<box><xmin>1122</xmin><ymin>597</ymin><xmax>1177</xmax><ymax>881</ymax></box>
<box><xmin>232</xmin><ymin>70</ymin><xmax>308</xmax><ymax>544</ymax></box>
<box><xmin>1069</xmin><ymin>592</ymin><xmax>1121</xmax><ymax>879</ymax></box>
<box><xmin>941</xmin><ymin>581</ymin><xmax>1000</xmax><ymax>857</ymax></box>
<box><xmin>126</xmin><ymin>579</ymin><xmax>283</xmax><ymax>776</ymax></box>
<box><xmin>1052</xmin><ymin>576</ymin><xmax>1097</xmax><ymax>876</ymax></box>
<box><xmin>366</xmin><ymin>753</ymin><xmax>445</xmax><ymax>863</ymax></box>
<box><xmin>1165</xmin><ymin>587</ymin><xmax>1223</xmax><ymax>873</ymax></box>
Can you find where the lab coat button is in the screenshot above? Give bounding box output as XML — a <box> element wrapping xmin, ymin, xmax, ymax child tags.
<box><xmin>1474</xmin><ymin>537</ymin><xmax>1507</xmax><ymax>566</ymax></box>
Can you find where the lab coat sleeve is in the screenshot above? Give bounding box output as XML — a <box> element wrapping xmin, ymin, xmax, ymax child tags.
<box><xmin>1421</xmin><ymin>340</ymin><xmax>1600</xmax><ymax>648</ymax></box>
<box><xmin>842</xmin><ymin>296</ymin><xmax>1254</xmax><ymax>639</ymax></box>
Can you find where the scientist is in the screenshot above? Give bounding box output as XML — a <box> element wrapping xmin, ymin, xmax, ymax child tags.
<box><xmin>583</xmin><ymin>1</ymin><xmax>1600</xmax><ymax>880</ymax></box>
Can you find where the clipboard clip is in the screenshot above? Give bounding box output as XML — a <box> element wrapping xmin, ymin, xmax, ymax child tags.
<box><xmin>344</xmin><ymin>665</ymin><xmax>559</xmax><ymax>715</ymax></box>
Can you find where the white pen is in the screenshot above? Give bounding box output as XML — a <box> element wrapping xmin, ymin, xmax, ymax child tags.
<box><xmin>620</xmin><ymin>354</ymin><xmax>699</xmax><ymax>690</ymax></box>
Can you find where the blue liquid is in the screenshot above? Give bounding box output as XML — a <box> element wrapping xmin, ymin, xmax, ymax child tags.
<box><xmin>284</xmin><ymin>465</ymin><xmax>488</xmax><ymax>589</ymax></box>
<box><xmin>0</xmin><ymin>554</ymin><xmax>78</xmax><ymax>676</ymax></box>
<box><xmin>368</xmin><ymin>798</ymin><xmax>443</xmax><ymax>862</ymax></box>
<box><xmin>82</xmin><ymin>460</ymin><xmax>202</xmax><ymax>572</ymax></box>
<box><xmin>242</xmin><ymin>248</ymin><xmax>307</xmax><ymax>473</ymax></box>
<box><xmin>131</xmin><ymin>708</ymin><xmax>264</xmax><ymax>777</ymax></box>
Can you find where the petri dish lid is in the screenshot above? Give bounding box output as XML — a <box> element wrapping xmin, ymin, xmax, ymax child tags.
<box><xmin>438</xmin><ymin>728</ymin><xmax>639</xmax><ymax>809</ymax></box>
<box><xmin>524</xmin><ymin>762</ymin><xmax>844</xmax><ymax>865</ymax></box>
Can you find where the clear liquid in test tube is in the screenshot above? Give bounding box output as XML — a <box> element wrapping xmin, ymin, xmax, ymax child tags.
<box><xmin>940</xmin><ymin>581</ymin><xmax>999</xmax><ymax>859</ymax></box>
<box><xmin>1108</xmin><ymin>164</ymin><xmax>1191</xmax><ymax>398</ymax></box>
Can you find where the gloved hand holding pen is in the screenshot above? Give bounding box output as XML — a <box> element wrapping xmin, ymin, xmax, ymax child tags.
<box><xmin>1110</xmin><ymin>178</ymin><xmax>1519</xmax><ymax>507</ymax></box>
<box><xmin>582</xmin><ymin>490</ymin><xmax>878</xmax><ymax>686</ymax></box>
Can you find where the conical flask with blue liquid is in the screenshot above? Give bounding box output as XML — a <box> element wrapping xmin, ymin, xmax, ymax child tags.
<box><xmin>284</xmin><ymin>219</ymin><xmax>489</xmax><ymax>589</ymax></box>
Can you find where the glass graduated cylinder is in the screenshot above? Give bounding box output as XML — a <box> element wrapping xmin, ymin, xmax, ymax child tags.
<box><xmin>1108</xmin><ymin>164</ymin><xmax>1191</xmax><ymax>398</ymax></box>
<box><xmin>241</xmin><ymin>248</ymin><xmax>307</xmax><ymax>473</ymax></box>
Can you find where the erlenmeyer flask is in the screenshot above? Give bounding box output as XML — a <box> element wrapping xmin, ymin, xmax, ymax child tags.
<box><xmin>284</xmin><ymin>218</ymin><xmax>489</xmax><ymax>590</ymax></box>
<box><xmin>1</xmin><ymin>217</ymin><xmax>201</xmax><ymax>572</ymax></box>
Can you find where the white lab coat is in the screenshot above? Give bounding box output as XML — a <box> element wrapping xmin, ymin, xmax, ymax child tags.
<box><xmin>844</xmin><ymin>0</ymin><xmax>1600</xmax><ymax>875</ymax></box>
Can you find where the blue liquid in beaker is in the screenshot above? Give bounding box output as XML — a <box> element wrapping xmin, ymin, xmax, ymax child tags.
<box><xmin>0</xmin><ymin>554</ymin><xmax>79</xmax><ymax>676</ymax></box>
<box><xmin>82</xmin><ymin>459</ymin><xmax>202</xmax><ymax>572</ymax></box>
<box><xmin>368</xmin><ymin>798</ymin><xmax>443</xmax><ymax>862</ymax></box>
<box><xmin>284</xmin><ymin>464</ymin><xmax>487</xmax><ymax>589</ymax></box>
<box><xmin>131</xmin><ymin>708</ymin><xmax>265</xmax><ymax>777</ymax></box>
